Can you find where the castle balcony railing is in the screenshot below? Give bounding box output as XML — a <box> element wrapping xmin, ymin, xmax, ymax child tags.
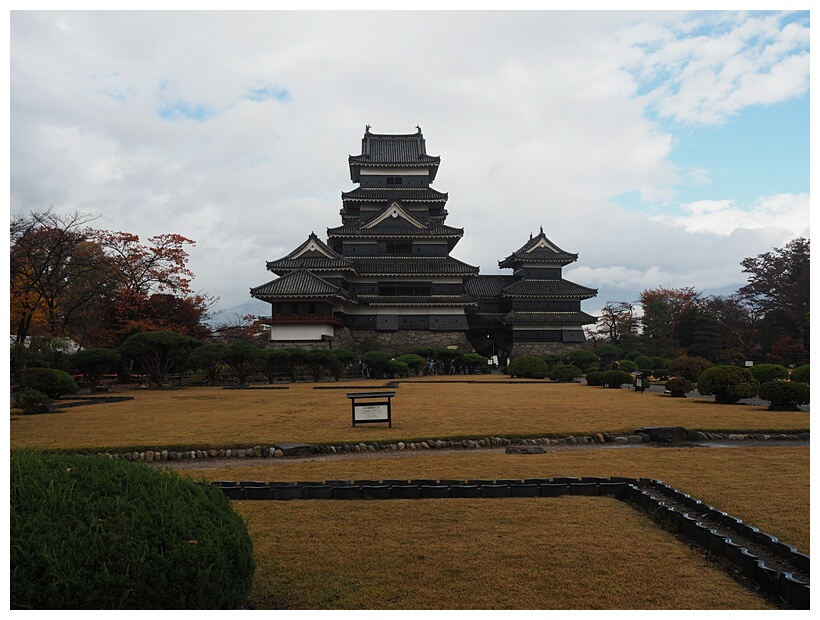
<box><xmin>261</xmin><ymin>314</ymin><xmax>343</xmax><ymax>326</ymax></box>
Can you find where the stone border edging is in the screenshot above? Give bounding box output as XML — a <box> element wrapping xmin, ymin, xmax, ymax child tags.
<box><xmin>93</xmin><ymin>428</ymin><xmax>809</xmax><ymax>463</ymax></box>
<box><xmin>209</xmin><ymin>476</ymin><xmax>809</xmax><ymax>609</ymax></box>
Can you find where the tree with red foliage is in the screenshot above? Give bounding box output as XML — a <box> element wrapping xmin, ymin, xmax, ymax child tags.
<box><xmin>10</xmin><ymin>211</ymin><xmax>215</xmax><ymax>371</ymax></box>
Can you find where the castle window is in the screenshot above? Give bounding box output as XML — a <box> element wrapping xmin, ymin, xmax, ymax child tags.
<box><xmin>385</xmin><ymin>241</ymin><xmax>412</xmax><ymax>254</ymax></box>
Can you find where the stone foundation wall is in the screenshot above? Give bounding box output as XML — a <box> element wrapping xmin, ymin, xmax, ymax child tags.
<box><xmin>346</xmin><ymin>329</ymin><xmax>475</xmax><ymax>355</ymax></box>
<box><xmin>509</xmin><ymin>342</ymin><xmax>585</xmax><ymax>357</ymax></box>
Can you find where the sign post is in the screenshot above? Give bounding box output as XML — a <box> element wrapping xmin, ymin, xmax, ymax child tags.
<box><xmin>347</xmin><ymin>391</ymin><xmax>395</xmax><ymax>428</ymax></box>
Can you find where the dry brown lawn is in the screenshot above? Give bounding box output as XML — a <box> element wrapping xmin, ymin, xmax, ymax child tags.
<box><xmin>9</xmin><ymin>377</ymin><xmax>810</xmax><ymax>451</ymax></box>
<box><xmin>11</xmin><ymin>377</ymin><xmax>809</xmax><ymax>609</ymax></box>
<box><xmin>234</xmin><ymin>498</ymin><xmax>775</xmax><ymax>609</ymax></box>
<box><xmin>184</xmin><ymin>446</ymin><xmax>810</xmax><ymax>554</ymax></box>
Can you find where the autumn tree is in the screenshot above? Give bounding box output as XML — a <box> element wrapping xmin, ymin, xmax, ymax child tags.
<box><xmin>10</xmin><ymin>211</ymin><xmax>113</xmax><ymax>351</ymax></box>
<box><xmin>88</xmin><ymin>231</ymin><xmax>213</xmax><ymax>345</ymax></box>
<box><xmin>10</xmin><ymin>211</ymin><xmax>214</xmax><ymax>361</ymax></box>
<box><xmin>739</xmin><ymin>238</ymin><xmax>809</xmax><ymax>356</ymax></box>
<box><xmin>588</xmin><ymin>301</ymin><xmax>640</xmax><ymax>349</ymax></box>
<box><xmin>639</xmin><ymin>287</ymin><xmax>703</xmax><ymax>358</ymax></box>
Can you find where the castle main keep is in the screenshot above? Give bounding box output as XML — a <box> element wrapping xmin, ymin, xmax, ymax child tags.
<box><xmin>251</xmin><ymin>127</ymin><xmax>597</xmax><ymax>359</ymax></box>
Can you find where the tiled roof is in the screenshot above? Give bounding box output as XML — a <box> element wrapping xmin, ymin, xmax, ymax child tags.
<box><xmin>353</xmin><ymin>257</ymin><xmax>479</xmax><ymax>276</ymax></box>
<box><xmin>327</xmin><ymin>224</ymin><xmax>464</xmax><ymax>237</ymax></box>
<box><xmin>349</xmin><ymin>127</ymin><xmax>441</xmax><ymax>182</ymax></box>
<box><xmin>265</xmin><ymin>257</ymin><xmax>355</xmax><ymax>273</ymax></box>
<box><xmin>342</xmin><ymin>187</ymin><xmax>448</xmax><ymax>202</ymax></box>
<box><xmin>499</xmin><ymin>230</ymin><xmax>578</xmax><ymax>267</ymax></box>
<box><xmin>502</xmin><ymin>279</ymin><xmax>598</xmax><ymax>298</ymax></box>
<box><xmin>464</xmin><ymin>275</ymin><xmax>513</xmax><ymax>297</ymax></box>
<box><xmin>502</xmin><ymin>311</ymin><xmax>598</xmax><ymax>326</ymax></box>
<box><xmin>356</xmin><ymin>294</ymin><xmax>477</xmax><ymax>307</ymax></box>
<box><xmin>250</xmin><ymin>269</ymin><xmax>352</xmax><ymax>300</ymax></box>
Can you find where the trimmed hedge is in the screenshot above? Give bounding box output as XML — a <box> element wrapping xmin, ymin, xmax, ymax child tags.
<box><xmin>697</xmin><ymin>366</ymin><xmax>759</xmax><ymax>404</ymax></box>
<box><xmin>614</xmin><ymin>359</ymin><xmax>637</xmax><ymax>373</ymax></box>
<box><xmin>19</xmin><ymin>368</ymin><xmax>79</xmax><ymax>399</ymax></box>
<box><xmin>790</xmin><ymin>364</ymin><xmax>809</xmax><ymax>384</ymax></box>
<box><xmin>11</xmin><ymin>450</ymin><xmax>254</xmax><ymax>609</ymax></box>
<box><xmin>748</xmin><ymin>364</ymin><xmax>789</xmax><ymax>384</ymax></box>
<box><xmin>759</xmin><ymin>381</ymin><xmax>810</xmax><ymax>411</ymax></box>
<box><xmin>601</xmin><ymin>370</ymin><xmax>633</xmax><ymax>389</ymax></box>
<box><xmin>585</xmin><ymin>371</ymin><xmax>603</xmax><ymax>387</ymax></box>
<box><xmin>665</xmin><ymin>377</ymin><xmax>693</xmax><ymax>398</ymax></box>
<box><xmin>508</xmin><ymin>355</ymin><xmax>549</xmax><ymax>379</ymax></box>
<box><xmin>12</xmin><ymin>388</ymin><xmax>53</xmax><ymax>414</ymax></box>
<box><xmin>549</xmin><ymin>364</ymin><xmax>581</xmax><ymax>382</ymax></box>
<box><xmin>652</xmin><ymin>368</ymin><xmax>670</xmax><ymax>381</ymax></box>
<box><xmin>669</xmin><ymin>356</ymin><xmax>713</xmax><ymax>382</ymax></box>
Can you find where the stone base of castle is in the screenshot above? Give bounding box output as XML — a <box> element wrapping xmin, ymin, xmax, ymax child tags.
<box><xmin>508</xmin><ymin>341</ymin><xmax>585</xmax><ymax>357</ymax></box>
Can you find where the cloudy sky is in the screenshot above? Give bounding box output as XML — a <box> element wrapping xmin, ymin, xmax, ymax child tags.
<box><xmin>9</xmin><ymin>9</ymin><xmax>810</xmax><ymax>324</ymax></box>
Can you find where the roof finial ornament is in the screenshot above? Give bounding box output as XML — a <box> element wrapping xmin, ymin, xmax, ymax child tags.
<box><xmin>540</xmin><ymin>225</ymin><xmax>544</xmax><ymax>235</ymax></box>
<box><xmin>529</xmin><ymin>231</ymin><xmax>533</xmax><ymax>241</ymax></box>
<box><xmin>365</xmin><ymin>124</ymin><xmax>371</xmax><ymax>133</ymax></box>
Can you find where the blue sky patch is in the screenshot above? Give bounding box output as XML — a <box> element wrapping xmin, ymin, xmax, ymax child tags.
<box><xmin>157</xmin><ymin>99</ymin><xmax>215</xmax><ymax>122</ymax></box>
<box><xmin>245</xmin><ymin>84</ymin><xmax>291</xmax><ymax>103</ymax></box>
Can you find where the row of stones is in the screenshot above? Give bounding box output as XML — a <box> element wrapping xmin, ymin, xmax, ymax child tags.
<box><xmin>96</xmin><ymin>430</ymin><xmax>809</xmax><ymax>462</ymax></box>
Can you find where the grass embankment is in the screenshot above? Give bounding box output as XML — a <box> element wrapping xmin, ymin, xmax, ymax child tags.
<box><xmin>9</xmin><ymin>377</ymin><xmax>810</xmax><ymax>451</ymax></box>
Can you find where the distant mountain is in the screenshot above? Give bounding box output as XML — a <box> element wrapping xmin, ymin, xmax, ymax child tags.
<box><xmin>206</xmin><ymin>298</ymin><xmax>270</xmax><ymax>327</ymax></box>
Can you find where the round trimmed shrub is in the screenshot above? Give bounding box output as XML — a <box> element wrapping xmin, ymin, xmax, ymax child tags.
<box><xmin>634</xmin><ymin>355</ymin><xmax>654</xmax><ymax>370</ymax></box>
<box><xmin>541</xmin><ymin>354</ymin><xmax>562</xmax><ymax>369</ymax></box>
<box><xmin>585</xmin><ymin>371</ymin><xmax>603</xmax><ymax>386</ymax></box>
<box><xmin>669</xmin><ymin>356</ymin><xmax>713</xmax><ymax>382</ymax></box>
<box><xmin>651</xmin><ymin>357</ymin><xmax>670</xmax><ymax>370</ymax></box>
<box><xmin>564</xmin><ymin>350</ymin><xmax>599</xmax><ymax>370</ymax></box>
<box><xmin>601</xmin><ymin>370</ymin><xmax>633</xmax><ymax>389</ymax></box>
<box><xmin>12</xmin><ymin>388</ymin><xmax>53</xmax><ymax>414</ymax></box>
<box><xmin>395</xmin><ymin>354</ymin><xmax>426</xmax><ymax>375</ymax></box>
<box><xmin>11</xmin><ymin>449</ymin><xmax>254</xmax><ymax>609</ymax></box>
<box><xmin>652</xmin><ymin>368</ymin><xmax>670</xmax><ymax>381</ymax></box>
<box><xmin>19</xmin><ymin>368</ymin><xmax>79</xmax><ymax>399</ymax></box>
<box><xmin>550</xmin><ymin>364</ymin><xmax>581</xmax><ymax>382</ymax></box>
<box><xmin>790</xmin><ymin>364</ymin><xmax>809</xmax><ymax>384</ymax></box>
<box><xmin>748</xmin><ymin>364</ymin><xmax>789</xmax><ymax>384</ymax></box>
<box><xmin>614</xmin><ymin>359</ymin><xmax>637</xmax><ymax>373</ymax></box>
<box><xmin>665</xmin><ymin>377</ymin><xmax>693</xmax><ymax>398</ymax></box>
<box><xmin>592</xmin><ymin>344</ymin><xmax>622</xmax><ymax>363</ymax></box>
<box><xmin>508</xmin><ymin>355</ymin><xmax>549</xmax><ymax>378</ymax></box>
<box><xmin>697</xmin><ymin>366</ymin><xmax>759</xmax><ymax>404</ymax></box>
<box><xmin>759</xmin><ymin>381</ymin><xmax>810</xmax><ymax>411</ymax></box>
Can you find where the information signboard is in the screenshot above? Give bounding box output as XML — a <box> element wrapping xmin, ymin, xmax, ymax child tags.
<box><xmin>347</xmin><ymin>391</ymin><xmax>394</xmax><ymax>427</ymax></box>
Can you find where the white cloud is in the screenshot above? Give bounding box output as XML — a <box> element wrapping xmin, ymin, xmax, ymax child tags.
<box><xmin>8</xmin><ymin>10</ymin><xmax>809</xmax><ymax>321</ymax></box>
<box><xmin>623</xmin><ymin>11</ymin><xmax>809</xmax><ymax>125</ymax></box>
<box><xmin>654</xmin><ymin>193</ymin><xmax>809</xmax><ymax>236</ymax></box>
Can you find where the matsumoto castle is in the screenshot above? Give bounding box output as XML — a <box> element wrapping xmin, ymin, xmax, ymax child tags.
<box><xmin>251</xmin><ymin>126</ymin><xmax>598</xmax><ymax>360</ymax></box>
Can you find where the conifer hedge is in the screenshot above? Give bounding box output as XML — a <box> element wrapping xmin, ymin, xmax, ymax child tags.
<box><xmin>11</xmin><ymin>450</ymin><xmax>255</xmax><ymax>609</ymax></box>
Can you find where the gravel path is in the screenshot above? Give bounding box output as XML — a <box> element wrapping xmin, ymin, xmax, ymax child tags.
<box><xmin>152</xmin><ymin>439</ymin><xmax>808</xmax><ymax>471</ymax></box>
